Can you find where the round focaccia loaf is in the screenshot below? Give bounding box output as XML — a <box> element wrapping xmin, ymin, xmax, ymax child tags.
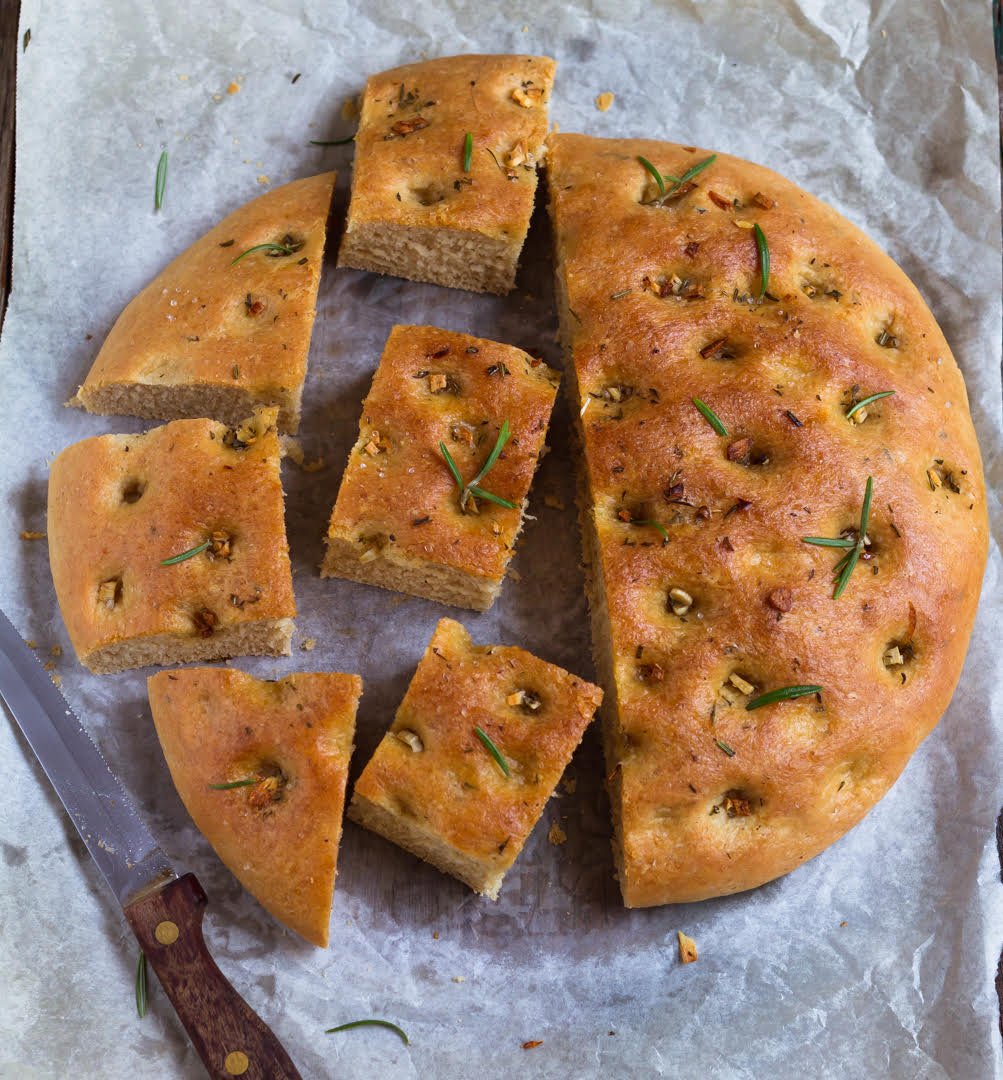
<box><xmin>547</xmin><ymin>133</ymin><xmax>988</xmax><ymax>908</ymax></box>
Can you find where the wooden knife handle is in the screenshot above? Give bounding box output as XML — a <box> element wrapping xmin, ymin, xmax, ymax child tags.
<box><xmin>125</xmin><ymin>874</ymin><xmax>303</xmax><ymax>1080</ymax></box>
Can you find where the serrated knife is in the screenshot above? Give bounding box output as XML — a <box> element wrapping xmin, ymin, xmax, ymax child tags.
<box><xmin>0</xmin><ymin>608</ymin><xmax>303</xmax><ymax>1080</ymax></box>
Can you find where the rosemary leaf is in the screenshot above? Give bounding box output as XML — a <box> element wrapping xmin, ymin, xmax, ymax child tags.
<box><xmin>136</xmin><ymin>952</ymin><xmax>148</xmax><ymax>1019</ymax></box>
<box><xmin>845</xmin><ymin>390</ymin><xmax>895</xmax><ymax>420</ymax></box>
<box><xmin>692</xmin><ymin>397</ymin><xmax>728</xmax><ymax>437</ymax></box>
<box><xmin>753</xmin><ymin>223</ymin><xmax>769</xmax><ymax>299</ymax></box>
<box><xmin>310</xmin><ymin>135</ymin><xmax>355</xmax><ymax>146</ymax></box>
<box><xmin>438</xmin><ymin>441</ymin><xmax>465</xmax><ymax>489</ymax></box>
<box><xmin>230</xmin><ymin>242</ymin><xmax>296</xmax><ymax>266</ymax></box>
<box><xmin>208</xmin><ymin>778</ymin><xmax>259</xmax><ymax>790</ymax></box>
<box><xmin>637</xmin><ymin>155</ymin><xmax>666</xmax><ymax>196</ymax></box>
<box><xmin>463</xmin><ymin>131</ymin><xmax>473</xmax><ymax>173</ymax></box>
<box><xmin>745</xmin><ymin>685</ymin><xmax>823</xmax><ymax>711</ymax></box>
<box><xmin>325</xmin><ymin>1019</ymin><xmax>410</xmax><ymax>1046</ymax></box>
<box><xmin>631</xmin><ymin>519</ymin><xmax>669</xmax><ymax>545</ymax></box>
<box><xmin>468</xmin><ymin>485</ymin><xmax>516</xmax><ymax>509</ymax></box>
<box><xmin>832</xmin><ymin>546</ymin><xmax>861</xmax><ymax>600</ymax></box>
<box><xmin>858</xmin><ymin>474</ymin><xmax>874</xmax><ymax>538</ymax></box>
<box><xmin>674</xmin><ymin>154</ymin><xmax>717</xmax><ymax>188</ymax></box>
<box><xmin>160</xmin><ymin>540</ymin><xmax>210</xmax><ymax>566</ymax></box>
<box><xmin>154</xmin><ymin>151</ymin><xmax>168</xmax><ymax>211</ymax></box>
<box><xmin>474</xmin><ymin>726</ymin><xmax>511</xmax><ymax>777</ymax></box>
<box><xmin>468</xmin><ymin>420</ymin><xmax>511</xmax><ymax>490</ymax></box>
<box><xmin>801</xmin><ymin>536</ymin><xmax>856</xmax><ymax>548</ymax></box>
<box><xmin>714</xmin><ymin>738</ymin><xmax>736</xmax><ymax>757</ymax></box>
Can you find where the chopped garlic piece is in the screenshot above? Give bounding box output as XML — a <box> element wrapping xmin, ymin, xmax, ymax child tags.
<box><xmin>729</xmin><ymin>673</ymin><xmax>756</xmax><ymax>696</ymax></box>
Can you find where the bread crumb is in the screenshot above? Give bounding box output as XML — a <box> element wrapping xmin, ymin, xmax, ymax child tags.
<box><xmin>26</xmin><ymin>640</ymin><xmax>37</xmax><ymax>649</ymax></box>
<box><xmin>302</xmin><ymin>458</ymin><xmax>325</xmax><ymax>473</ymax></box>
<box><xmin>548</xmin><ymin>822</ymin><xmax>567</xmax><ymax>845</ymax></box>
<box><xmin>257</xmin><ymin>175</ymin><xmax>270</xmax><ymax>186</ymax></box>
<box><xmin>561</xmin><ymin>776</ymin><xmax>577</xmax><ymax>794</ymax></box>
<box><xmin>543</xmin><ymin>494</ymin><xmax>565</xmax><ymax>510</ymax></box>
<box><xmin>595</xmin><ymin>91</ymin><xmax>615</xmax><ymax>112</ymax></box>
<box><xmin>280</xmin><ymin>435</ymin><xmax>304</xmax><ymax>465</ymax></box>
<box><xmin>50</xmin><ymin>672</ymin><xmax>62</xmax><ymax>688</ymax></box>
<box><xmin>840</xmin><ymin>920</ymin><xmax>848</xmax><ymax>927</ymax></box>
<box><xmin>508</xmin><ymin>567</ymin><xmax>522</xmax><ymax>583</ymax></box>
<box><xmin>20</xmin><ymin>530</ymin><xmax>46</xmax><ymax>540</ymax></box>
<box><xmin>677</xmin><ymin>930</ymin><xmax>698</xmax><ymax>964</ymax></box>
<box><xmin>43</xmin><ymin>661</ymin><xmax>56</xmax><ymax>671</ymax></box>
<box><xmin>50</xmin><ymin>645</ymin><xmax>62</xmax><ymax>657</ymax></box>
<box><xmin>300</xmin><ymin>638</ymin><xmax>317</xmax><ymax>652</ymax></box>
<box><xmin>452</xmin><ymin>975</ymin><xmax>465</xmax><ymax>983</ymax></box>
<box><xmin>522</xmin><ymin>1040</ymin><xmax>543</xmax><ymax>1050</ymax></box>
<box><xmin>227</xmin><ymin>81</ymin><xmax>241</xmax><ymax>95</ymax></box>
<box><xmin>432</xmin><ymin>931</ymin><xmax>440</xmax><ymax>940</ymax></box>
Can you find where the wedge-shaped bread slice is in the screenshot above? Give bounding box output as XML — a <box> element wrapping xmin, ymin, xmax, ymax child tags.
<box><xmin>148</xmin><ymin>667</ymin><xmax>361</xmax><ymax>947</ymax></box>
<box><xmin>338</xmin><ymin>55</ymin><xmax>554</xmax><ymax>294</ymax></box>
<box><xmin>72</xmin><ymin>173</ymin><xmax>336</xmax><ymax>433</ymax></box>
<box><xmin>349</xmin><ymin>618</ymin><xmax>602</xmax><ymax>899</ymax></box>
<box><xmin>48</xmin><ymin>407</ymin><xmax>295</xmax><ymax>673</ymax></box>
<box><xmin>321</xmin><ymin>325</ymin><xmax>559</xmax><ymax>610</ymax></box>
<box><xmin>547</xmin><ymin>134</ymin><xmax>988</xmax><ymax>908</ymax></box>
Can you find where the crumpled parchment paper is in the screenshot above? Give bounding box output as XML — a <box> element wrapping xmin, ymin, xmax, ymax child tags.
<box><xmin>1</xmin><ymin>1</ymin><xmax>1000</xmax><ymax>1077</ymax></box>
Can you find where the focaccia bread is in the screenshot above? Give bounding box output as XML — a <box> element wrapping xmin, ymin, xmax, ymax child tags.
<box><xmin>148</xmin><ymin>667</ymin><xmax>361</xmax><ymax>947</ymax></box>
<box><xmin>338</xmin><ymin>55</ymin><xmax>555</xmax><ymax>294</ymax></box>
<box><xmin>348</xmin><ymin>618</ymin><xmax>602</xmax><ymax>899</ymax></box>
<box><xmin>72</xmin><ymin>172</ymin><xmax>336</xmax><ymax>433</ymax></box>
<box><xmin>547</xmin><ymin>134</ymin><xmax>988</xmax><ymax>908</ymax></box>
<box><xmin>47</xmin><ymin>408</ymin><xmax>295</xmax><ymax>674</ymax></box>
<box><xmin>321</xmin><ymin>324</ymin><xmax>560</xmax><ymax>611</ymax></box>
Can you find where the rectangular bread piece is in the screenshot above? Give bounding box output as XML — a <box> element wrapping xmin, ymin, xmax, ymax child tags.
<box><xmin>321</xmin><ymin>324</ymin><xmax>559</xmax><ymax>611</ymax></box>
<box><xmin>348</xmin><ymin>618</ymin><xmax>602</xmax><ymax>899</ymax></box>
<box><xmin>72</xmin><ymin>173</ymin><xmax>336</xmax><ymax>434</ymax></box>
<box><xmin>47</xmin><ymin>408</ymin><xmax>295</xmax><ymax>673</ymax></box>
<box><xmin>338</xmin><ymin>54</ymin><xmax>555</xmax><ymax>294</ymax></box>
<box><xmin>148</xmin><ymin>667</ymin><xmax>361</xmax><ymax>947</ymax></box>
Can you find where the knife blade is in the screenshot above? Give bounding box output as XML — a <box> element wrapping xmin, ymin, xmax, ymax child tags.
<box><xmin>0</xmin><ymin>607</ymin><xmax>303</xmax><ymax>1080</ymax></box>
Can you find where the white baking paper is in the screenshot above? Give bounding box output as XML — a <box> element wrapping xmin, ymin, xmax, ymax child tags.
<box><xmin>1</xmin><ymin>2</ymin><xmax>1001</xmax><ymax>1077</ymax></box>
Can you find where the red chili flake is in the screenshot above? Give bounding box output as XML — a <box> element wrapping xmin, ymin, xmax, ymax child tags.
<box><xmin>724</xmin><ymin>498</ymin><xmax>752</xmax><ymax>518</ymax></box>
<box><xmin>752</xmin><ymin>191</ymin><xmax>776</xmax><ymax>210</ymax></box>
<box><xmin>683</xmin><ymin>241</ymin><xmax>701</xmax><ymax>258</ymax></box>
<box><xmin>428</xmin><ymin>345</ymin><xmax>451</xmax><ymax>359</ymax></box>
<box><xmin>664</xmin><ymin>482</ymin><xmax>687</xmax><ymax>503</ymax></box>
<box><xmin>700</xmin><ymin>337</ymin><xmax>732</xmax><ymax>361</ymax></box>
<box><xmin>695</xmin><ymin>505</ymin><xmax>711</xmax><ymax>521</ymax></box>
<box><xmin>522</xmin><ymin>1041</ymin><xmax>544</xmax><ymax>1050</ymax></box>
<box><xmin>719</xmin><ymin>536</ymin><xmax>735</xmax><ymax>552</ymax></box>
<box><xmin>708</xmin><ymin>190</ymin><xmax>732</xmax><ymax>211</ymax></box>
<box><xmin>638</xmin><ymin>662</ymin><xmax>664</xmax><ymax>682</ymax></box>
<box><xmin>391</xmin><ymin>116</ymin><xmax>429</xmax><ymax>136</ymax></box>
<box><xmin>726</xmin><ymin>437</ymin><xmax>753</xmax><ymax>464</ymax></box>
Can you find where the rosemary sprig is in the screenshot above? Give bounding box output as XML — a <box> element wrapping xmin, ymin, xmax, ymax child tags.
<box><xmin>160</xmin><ymin>540</ymin><xmax>210</xmax><ymax>566</ymax></box>
<box><xmin>474</xmin><ymin>726</ymin><xmax>510</xmax><ymax>777</ymax></box>
<box><xmin>753</xmin><ymin>223</ymin><xmax>769</xmax><ymax>299</ymax></box>
<box><xmin>845</xmin><ymin>390</ymin><xmax>895</xmax><ymax>420</ymax></box>
<box><xmin>801</xmin><ymin>476</ymin><xmax>874</xmax><ymax>599</ymax></box>
<box><xmin>638</xmin><ymin>153</ymin><xmax>717</xmax><ymax>201</ymax></box>
<box><xmin>692</xmin><ymin>397</ymin><xmax>728</xmax><ymax>436</ymax></box>
<box><xmin>230</xmin><ymin>242</ymin><xmax>298</xmax><ymax>265</ymax></box>
<box><xmin>208</xmin><ymin>778</ymin><xmax>259</xmax><ymax>790</ymax></box>
<box><xmin>309</xmin><ymin>135</ymin><xmax>355</xmax><ymax>145</ymax></box>
<box><xmin>745</xmin><ymin>685</ymin><xmax>823</xmax><ymax>711</ymax></box>
<box><xmin>154</xmin><ymin>151</ymin><xmax>168</xmax><ymax>211</ymax></box>
<box><xmin>325</xmin><ymin>1019</ymin><xmax>410</xmax><ymax>1046</ymax></box>
<box><xmin>439</xmin><ymin>421</ymin><xmax>516</xmax><ymax>512</ymax></box>
<box><xmin>136</xmin><ymin>952</ymin><xmax>148</xmax><ymax>1019</ymax></box>
<box><xmin>714</xmin><ymin>738</ymin><xmax>736</xmax><ymax>757</ymax></box>
<box><xmin>463</xmin><ymin>131</ymin><xmax>473</xmax><ymax>172</ymax></box>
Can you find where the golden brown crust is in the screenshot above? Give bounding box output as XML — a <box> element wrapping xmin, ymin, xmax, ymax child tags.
<box><xmin>47</xmin><ymin>408</ymin><xmax>296</xmax><ymax>673</ymax></box>
<box><xmin>338</xmin><ymin>55</ymin><xmax>555</xmax><ymax>293</ymax></box>
<box><xmin>148</xmin><ymin>667</ymin><xmax>361</xmax><ymax>947</ymax></box>
<box><xmin>547</xmin><ymin>134</ymin><xmax>989</xmax><ymax>907</ymax></box>
<box><xmin>74</xmin><ymin>173</ymin><xmax>336</xmax><ymax>433</ymax></box>
<box><xmin>322</xmin><ymin>325</ymin><xmax>559</xmax><ymax>610</ymax></box>
<box><xmin>348</xmin><ymin>618</ymin><xmax>602</xmax><ymax>897</ymax></box>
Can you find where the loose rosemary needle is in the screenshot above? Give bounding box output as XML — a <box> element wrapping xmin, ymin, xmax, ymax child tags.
<box><xmin>745</xmin><ymin>685</ymin><xmax>823</xmax><ymax>710</ymax></box>
<box><xmin>474</xmin><ymin>726</ymin><xmax>511</xmax><ymax>777</ymax></box>
<box><xmin>160</xmin><ymin>540</ymin><xmax>210</xmax><ymax>566</ymax></box>
<box><xmin>637</xmin><ymin>153</ymin><xmax>717</xmax><ymax>202</ymax></box>
<box><xmin>692</xmin><ymin>397</ymin><xmax>728</xmax><ymax>436</ymax></box>
<box><xmin>845</xmin><ymin>390</ymin><xmax>895</xmax><ymax>420</ymax></box>
<box><xmin>463</xmin><ymin>131</ymin><xmax>473</xmax><ymax>172</ymax></box>
<box><xmin>753</xmin><ymin>223</ymin><xmax>769</xmax><ymax>299</ymax></box>
<box><xmin>208</xmin><ymin>778</ymin><xmax>259</xmax><ymax>790</ymax></box>
<box><xmin>310</xmin><ymin>134</ymin><xmax>355</xmax><ymax>145</ymax></box>
<box><xmin>325</xmin><ymin>1019</ymin><xmax>410</xmax><ymax>1046</ymax></box>
<box><xmin>135</xmin><ymin>952</ymin><xmax>148</xmax><ymax>1019</ymax></box>
<box><xmin>230</xmin><ymin>240</ymin><xmax>301</xmax><ymax>265</ymax></box>
<box><xmin>154</xmin><ymin>151</ymin><xmax>168</xmax><ymax>211</ymax></box>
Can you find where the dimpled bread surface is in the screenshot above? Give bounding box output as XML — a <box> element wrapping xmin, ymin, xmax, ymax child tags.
<box><xmin>148</xmin><ymin>667</ymin><xmax>361</xmax><ymax>947</ymax></box>
<box><xmin>47</xmin><ymin>408</ymin><xmax>295</xmax><ymax>674</ymax></box>
<box><xmin>547</xmin><ymin>133</ymin><xmax>988</xmax><ymax>908</ymax></box>
<box><xmin>73</xmin><ymin>173</ymin><xmax>336</xmax><ymax>434</ymax></box>
<box><xmin>338</xmin><ymin>54</ymin><xmax>555</xmax><ymax>294</ymax></box>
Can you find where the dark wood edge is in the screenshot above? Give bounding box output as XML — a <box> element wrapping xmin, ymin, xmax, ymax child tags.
<box><xmin>0</xmin><ymin>1</ymin><xmax>18</xmax><ymax>331</ymax></box>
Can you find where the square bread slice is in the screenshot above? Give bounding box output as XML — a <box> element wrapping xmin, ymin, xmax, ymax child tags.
<box><xmin>348</xmin><ymin>618</ymin><xmax>602</xmax><ymax>899</ymax></box>
<box><xmin>148</xmin><ymin>667</ymin><xmax>361</xmax><ymax>947</ymax></box>
<box><xmin>47</xmin><ymin>407</ymin><xmax>295</xmax><ymax>674</ymax></box>
<box><xmin>338</xmin><ymin>54</ymin><xmax>555</xmax><ymax>294</ymax></box>
<box><xmin>71</xmin><ymin>172</ymin><xmax>336</xmax><ymax>434</ymax></box>
<box><xmin>321</xmin><ymin>324</ymin><xmax>559</xmax><ymax>611</ymax></box>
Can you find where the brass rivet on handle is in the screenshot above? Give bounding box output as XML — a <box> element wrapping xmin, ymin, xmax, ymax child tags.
<box><xmin>224</xmin><ymin>1050</ymin><xmax>250</xmax><ymax>1075</ymax></box>
<box><xmin>154</xmin><ymin>920</ymin><xmax>179</xmax><ymax>945</ymax></box>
